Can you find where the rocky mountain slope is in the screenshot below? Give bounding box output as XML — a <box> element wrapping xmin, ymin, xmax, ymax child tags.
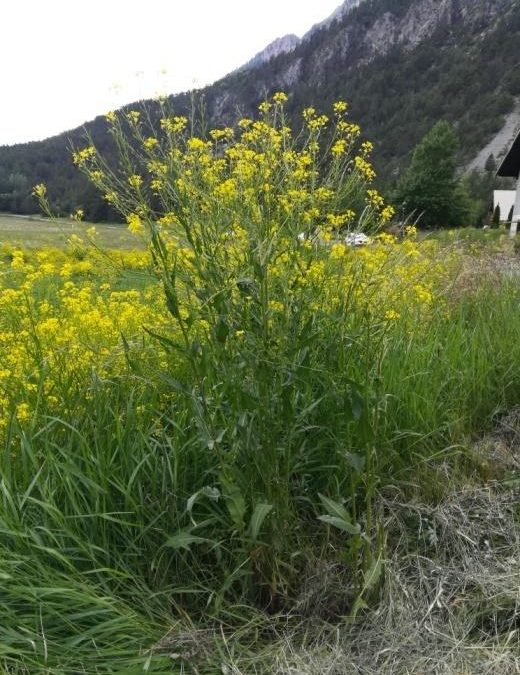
<box><xmin>240</xmin><ymin>0</ymin><xmax>366</xmax><ymax>71</ymax></box>
<box><xmin>0</xmin><ymin>0</ymin><xmax>518</xmax><ymax>219</ymax></box>
<box><xmin>240</xmin><ymin>34</ymin><xmax>301</xmax><ymax>71</ymax></box>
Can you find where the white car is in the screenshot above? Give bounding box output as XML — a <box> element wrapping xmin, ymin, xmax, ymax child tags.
<box><xmin>344</xmin><ymin>232</ymin><xmax>370</xmax><ymax>247</ymax></box>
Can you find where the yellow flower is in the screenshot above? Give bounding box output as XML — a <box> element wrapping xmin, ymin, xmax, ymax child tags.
<box><xmin>157</xmin><ymin>212</ymin><xmax>179</xmax><ymax>227</ymax></box>
<box><xmin>333</xmin><ymin>101</ymin><xmax>348</xmax><ymax>114</ymax></box>
<box><xmin>128</xmin><ymin>174</ymin><xmax>143</xmax><ymax>189</ymax></box>
<box><xmin>210</xmin><ymin>128</ymin><xmax>234</xmax><ymax>141</ymax></box>
<box><xmin>72</xmin><ymin>146</ymin><xmax>96</xmax><ymax>166</ymax></box>
<box><xmin>354</xmin><ymin>156</ymin><xmax>376</xmax><ymax>181</ymax></box>
<box><xmin>272</xmin><ymin>92</ymin><xmax>288</xmax><ymax>104</ymax></box>
<box><xmin>71</xmin><ymin>208</ymin><xmax>84</xmax><ymax>221</ymax></box>
<box><xmin>32</xmin><ymin>183</ymin><xmax>47</xmax><ymax>198</ymax></box>
<box><xmin>258</xmin><ymin>101</ymin><xmax>272</xmax><ymax>114</ymax></box>
<box><xmin>104</xmin><ymin>190</ymin><xmax>118</xmax><ymax>204</ymax></box>
<box><xmin>307</xmin><ymin>115</ymin><xmax>329</xmax><ymax>131</ymax></box>
<box><xmin>186</xmin><ymin>137</ymin><xmax>208</xmax><ymax>152</ymax></box>
<box><xmin>143</xmin><ymin>137</ymin><xmax>158</xmax><ymax>151</ymax></box>
<box><xmin>16</xmin><ymin>403</ymin><xmax>30</xmax><ymax>423</ymax></box>
<box><xmin>366</xmin><ymin>189</ymin><xmax>385</xmax><ymax>208</ymax></box>
<box><xmin>126</xmin><ymin>213</ymin><xmax>144</xmax><ymax>234</ymax></box>
<box><xmin>331</xmin><ymin>139</ymin><xmax>347</xmax><ymax>156</ymax></box>
<box><xmin>380</xmin><ymin>205</ymin><xmax>395</xmax><ymax>223</ymax></box>
<box><xmin>126</xmin><ymin>110</ymin><xmax>141</xmax><ymax>124</ymax></box>
<box><xmin>88</xmin><ymin>169</ymin><xmax>105</xmax><ymax>182</ymax></box>
<box><xmin>159</xmin><ymin>116</ymin><xmax>188</xmax><ymax>133</ymax></box>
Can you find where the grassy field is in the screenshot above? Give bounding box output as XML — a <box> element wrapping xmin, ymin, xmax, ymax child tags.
<box><xmin>0</xmin><ymin>212</ymin><xmax>142</xmax><ymax>249</ymax></box>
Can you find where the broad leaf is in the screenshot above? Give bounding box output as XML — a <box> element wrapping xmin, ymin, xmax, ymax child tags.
<box><xmin>318</xmin><ymin>515</ymin><xmax>361</xmax><ymax>535</ymax></box>
<box><xmin>318</xmin><ymin>493</ymin><xmax>351</xmax><ymax>521</ymax></box>
<box><xmin>248</xmin><ymin>503</ymin><xmax>273</xmax><ymax>541</ymax></box>
<box><xmin>166</xmin><ymin>531</ymin><xmax>208</xmax><ymax>551</ymax></box>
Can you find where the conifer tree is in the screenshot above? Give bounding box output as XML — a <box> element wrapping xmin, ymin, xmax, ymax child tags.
<box><xmin>395</xmin><ymin>121</ymin><xmax>471</xmax><ymax>228</ymax></box>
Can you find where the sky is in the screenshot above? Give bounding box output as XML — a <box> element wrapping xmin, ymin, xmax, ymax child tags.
<box><xmin>0</xmin><ymin>0</ymin><xmax>342</xmax><ymax>146</ymax></box>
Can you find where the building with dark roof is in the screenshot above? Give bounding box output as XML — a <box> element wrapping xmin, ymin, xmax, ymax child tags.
<box><xmin>497</xmin><ymin>130</ymin><xmax>520</xmax><ymax>236</ymax></box>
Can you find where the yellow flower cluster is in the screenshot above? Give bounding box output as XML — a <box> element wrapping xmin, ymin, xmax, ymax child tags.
<box><xmin>72</xmin><ymin>146</ymin><xmax>96</xmax><ymax>166</ymax></box>
<box><xmin>160</xmin><ymin>116</ymin><xmax>188</xmax><ymax>134</ymax></box>
<box><xmin>0</xmin><ymin>246</ymin><xmax>168</xmax><ymax>435</ymax></box>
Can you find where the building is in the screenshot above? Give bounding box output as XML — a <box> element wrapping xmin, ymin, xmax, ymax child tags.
<box><xmin>493</xmin><ymin>190</ymin><xmax>515</xmax><ymax>222</ymax></box>
<box><xmin>497</xmin><ymin>130</ymin><xmax>520</xmax><ymax>236</ymax></box>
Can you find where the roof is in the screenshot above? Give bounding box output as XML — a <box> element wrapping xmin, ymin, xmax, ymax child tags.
<box><xmin>497</xmin><ymin>130</ymin><xmax>520</xmax><ymax>177</ymax></box>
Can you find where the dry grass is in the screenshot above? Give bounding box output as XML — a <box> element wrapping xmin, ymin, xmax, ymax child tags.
<box><xmin>263</xmin><ymin>481</ymin><xmax>520</xmax><ymax>674</ymax></box>
<box><xmin>186</xmin><ymin>412</ymin><xmax>520</xmax><ymax>674</ymax></box>
<box><xmin>147</xmin><ymin>480</ymin><xmax>520</xmax><ymax>674</ymax></box>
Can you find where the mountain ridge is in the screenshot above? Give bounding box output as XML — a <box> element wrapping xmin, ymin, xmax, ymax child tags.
<box><xmin>240</xmin><ymin>34</ymin><xmax>301</xmax><ymax>71</ymax></box>
<box><xmin>239</xmin><ymin>0</ymin><xmax>366</xmax><ymax>72</ymax></box>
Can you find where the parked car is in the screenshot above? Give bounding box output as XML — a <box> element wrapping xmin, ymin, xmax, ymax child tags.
<box><xmin>344</xmin><ymin>232</ymin><xmax>370</xmax><ymax>247</ymax></box>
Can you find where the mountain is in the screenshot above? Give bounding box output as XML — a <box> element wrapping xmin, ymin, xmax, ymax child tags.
<box><xmin>241</xmin><ymin>34</ymin><xmax>301</xmax><ymax>71</ymax></box>
<box><xmin>1</xmin><ymin>0</ymin><xmax>519</xmax><ymax>220</ymax></box>
<box><xmin>240</xmin><ymin>0</ymin><xmax>366</xmax><ymax>72</ymax></box>
<box><xmin>303</xmin><ymin>0</ymin><xmax>364</xmax><ymax>36</ymax></box>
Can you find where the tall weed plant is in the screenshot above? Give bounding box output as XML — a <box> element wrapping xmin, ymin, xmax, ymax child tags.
<box><xmin>55</xmin><ymin>94</ymin><xmax>397</xmax><ymax>605</ymax></box>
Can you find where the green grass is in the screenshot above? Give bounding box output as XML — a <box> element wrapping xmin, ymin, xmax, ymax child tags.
<box><xmin>1</xmin><ymin>254</ymin><xmax>519</xmax><ymax>671</ymax></box>
<box><xmin>425</xmin><ymin>224</ymin><xmax>513</xmax><ymax>249</ymax></box>
<box><xmin>0</xmin><ymin>213</ymin><xmax>142</xmax><ymax>249</ymax></box>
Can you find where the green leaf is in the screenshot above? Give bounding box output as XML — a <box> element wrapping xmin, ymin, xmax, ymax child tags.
<box><xmin>318</xmin><ymin>494</ymin><xmax>361</xmax><ymax>535</ymax></box>
<box><xmin>220</xmin><ymin>474</ymin><xmax>246</xmax><ymax>530</ymax></box>
<box><xmin>345</xmin><ymin>452</ymin><xmax>365</xmax><ymax>472</ymax></box>
<box><xmin>164</xmin><ymin>283</ymin><xmax>179</xmax><ymax>317</ymax></box>
<box><xmin>143</xmin><ymin>327</ymin><xmax>179</xmax><ymax>351</ymax></box>
<box><xmin>363</xmin><ymin>552</ymin><xmax>383</xmax><ymax>594</ymax></box>
<box><xmin>318</xmin><ymin>515</ymin><xmax>361</xmax><ymax>535</ymax></box>
<box><xmin>318</xmin><ymin>493</ymin><xmax>351</xmax><ymax>522</ymax></box>
<box><xmin>350</xmin><ymin>596</ymin><xmax>368</xmax><ymax>620</ymax></box>
<box><xmin>350</xmin><ymin>552</ymin><xmax>384</xmax><ymax>619</ymax></box>
<box><xmin>215</xmin><ymin>316</ymin><xmax>229</xmax><ymax>344</ymax></box>
<box><xmin>349</xmin><ymin>385</ymin><xmax>365</xmax><ymax>421</ymax></box>
<box><xmin>248</xmin><ymin>503</ymin><xmax>273</xmax><ymax>541</ymax></box>
<box><xmin>186</xmin><ymin>486</ymin><xmax>221</xmax><ymax>519</ymax></box>
<box><xmin>166</xmin><ymin>531</ymin><xmax>208</xmax><ymax>551</ymax></box>
<box><xmin>236</xmin><ymin>277</ymin><xmax>255</xmax><ymax>297</ymax></box>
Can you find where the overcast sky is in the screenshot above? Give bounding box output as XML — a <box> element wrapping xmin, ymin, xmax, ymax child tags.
<box><xmin>0</xmin><ymin>0</ymin><xmax>342</xmax><ymax>146</ymax></box>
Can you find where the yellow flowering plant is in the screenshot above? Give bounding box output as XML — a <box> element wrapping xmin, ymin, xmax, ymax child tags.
<box><xmin>52</xmin><ymin>93</ymin><xmax>450</xmax><ymax>599</ymax></box>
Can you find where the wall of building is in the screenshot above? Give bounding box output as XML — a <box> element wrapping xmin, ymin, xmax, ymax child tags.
<box><xmin>493</xmin><ymin>190</ymin><xmax>516</xmax><ymax>221</ymax></box>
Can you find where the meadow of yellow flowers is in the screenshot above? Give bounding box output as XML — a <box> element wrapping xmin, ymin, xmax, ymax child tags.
<box><xmin>0</xmin><ymin>230</ymin><xmax>457</xmax><ymax>440</ymax></box>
